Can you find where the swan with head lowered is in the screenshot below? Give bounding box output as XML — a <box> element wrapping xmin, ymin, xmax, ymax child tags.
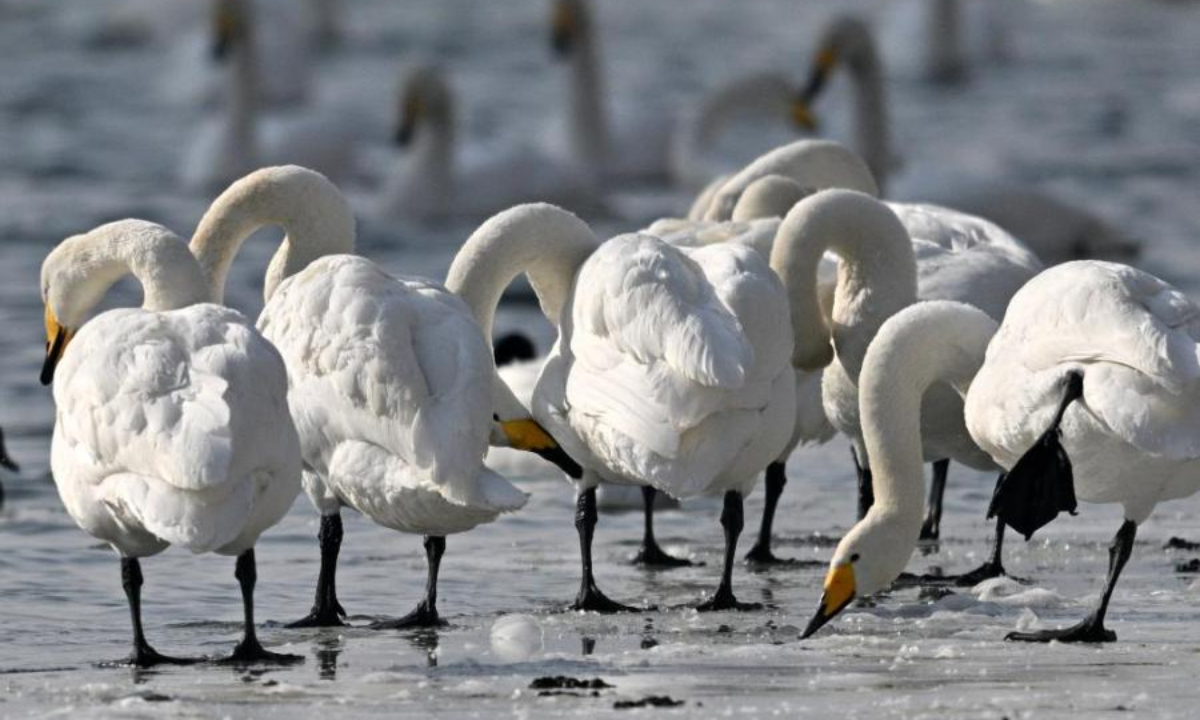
<box><xmin>40</xmin><ymin>219</ymin><xmax>303</xmax><ymax>667</ymax></box>
<box><xmin>762</xmin><ymin>188</ymin><xmax>1039</xmax><ymax>580</ymax></box>
<box><xmin>189</xmin><ymin>166</ymin><xmax>571</xmax><ymax>628</ymax></box>
<box><xmin>375</xmin><ymin>63</ymin><xmax>600</xmax><ymax>223</ymax></box>
<box><xmin>790</xmin><ymin>14</ymin><xmax>1139</xmax><ymax>265</ymax></box>
<box><xmin>181</xmin><ymin>0</ymin><xmax>355</xmax><ymax>194</ymax></box>
<box><xmin>806</xmin><ymin>263</ymin><xmax>1200</xmax><ymax>643</ymax></box>
<box><xmin>447</xmin><ymin>203</ymin><xmax>797</xmax><ymax>611</ymax></box>
<box><xmin>801</xmin><ymin>300</ymin><xmax>1000</xmax><ymax>639</ymax></box>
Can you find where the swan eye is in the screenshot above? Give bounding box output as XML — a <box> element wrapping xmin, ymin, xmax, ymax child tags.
<box><xmin>850</xmin><ymin>553</ymin><xmax>860</xmax><ymax>562</ymax></box>
<box><xmin>493</xmin><ymin>413</ymin><xmax>500</xmax><ymax>421</ymax></box>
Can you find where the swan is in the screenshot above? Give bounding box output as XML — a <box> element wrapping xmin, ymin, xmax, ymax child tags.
<box><xmin>0</xmin><ymin>428</ymin><xmax>17</xmax><ymax>507</ymax></box>
<box><xmin>806</xmin><ymin>264</ymin><xmax>1200</xmax><ymax>643</ymax></box>
<box><xmin>966</xmin><ymin>261</ymin><xmax>1200</xmax><ymax>642</ymax></box>
<box><xmin>446</xmin><ymin>203</ymin><xmax>797</xmax><ymax>611</ymax></box>
<box><xmin>40</xmin><ymin>219</ymin><xmax>302</xmax><ymax>666</ymax></box>
<box><xmin>765</xmin><ymin>188</ymin><xmax>1039</xmax><ymax>568</ymax></box>
<box><xmin>190</xmin><ymin>166</ymin><xmax>568</xmax><ymax>628</ymax></box>
<box><xmin>792</xmin><ymin>14</ymin><xmax>1140</xmax><ymax>265</ymax></box>
<box><xmin>696</xmin><ymin>143</ymin><xmax>1043</xmax><ymax>542</ymax></box>
<box><xmin>375</xmin><ymin>64</ymin><xmax>600</xmax><ymax>223</ymax></box>
<box><xmin>801</xmin><ymin>300</ymin><xmax>1000</xmax><ymax>639</ymax></box>
<box><xmin>180</xmin><ymin>0</ymin><xmax>355</xmax><ymax>194</ymax></box>
<box><xmin>881</xmin><ymin>0</ymin><xmax>1015</xmax><ymax>84</ymax></box>
<box><xmin>549</xmin><ymin>0</ymin><xmax>674</xmax><ymax>184</ymax></box>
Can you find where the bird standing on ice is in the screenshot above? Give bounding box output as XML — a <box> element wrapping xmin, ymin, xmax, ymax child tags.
<box><xmin>190</xmin><ymin>166</ymin><xmax>567</xmax><ymax>628</ymax></box>
<box><xmin>41</xmin><ymin>220</ymin><xmax>302</xmax><ymax>666</ymax></box>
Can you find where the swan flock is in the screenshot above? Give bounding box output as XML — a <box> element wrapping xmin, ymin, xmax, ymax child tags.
<box><xmin>32</xmin><ymin>2</ymin><xmax>1195</xmax><ymax>673</ymax></box>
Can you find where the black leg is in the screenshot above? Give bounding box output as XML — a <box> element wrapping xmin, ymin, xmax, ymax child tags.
<box><xmin>288</xmin><ymin>514</ymin><xmax>347</xmax><ymax>628</ymax></box>
<box><xmin>572</xmin><ymin>488</ymin><xmax>641</xmax><ymax>612</ymax></box>
<box><xmin>852</xmin><ymin>446</ymin><xmax>874</xmax><ymax>520</ymax></box>
<box><xmin>920</xmin><ymin>517</ymin><xmax>1014</xmax><ymax>586</ymax></box>
<box><xmin>371</xmin><ymin>536</ymin><xmax>447</xmax><ymax>629</ymax></box>
<box><xmin>110</xmin><ymin>557</ymin><xmax>199</xmax><ymax>667</ymax></box>
<box><xmin>1007</xmin><ymin>520</ymin><xmax>1136</xmax><ymax>643</ymax></box>
<box><xmin>920</xmin><ymin>459</ymin><xmax>949</xmax><ymax>541</ymax></box>
<box><xmin>219</xmin><ymin>549</ymin><xmax>304</xmax><ymax>665</ymax></box>
<box><xmin>745</xmin><ymin>462</ymin><xmax>811</xmax><ymax>566</ymax></box>
<box><xmin>696</xmin><ymin>491</ymin><xmax>763</xmax><ymax>612</ymax></box>
<box><xmin>632</xmin><ymin>487</ymin><xmax>693</xmax><ymax>568</ymax></box>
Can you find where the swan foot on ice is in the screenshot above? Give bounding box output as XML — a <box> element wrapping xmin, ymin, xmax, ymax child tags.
<box><xmin>633</xmin><ymin>487</ymin><xmax>695</xmax><ymax>569</ymax></box>
<box><xmin>101</xmin><ymin>557</ymin><xmax>204</xmax><ymax>668</ymax></box>
<box><xmin>217</xmin><ymin>550</ymin><xmax>306</xmax><ymax>666</ymax></box>
<box><xmin>370</xmin><ymin>536</ymin><xmax>449</xmax><ymax>629</ymax></box>
<box><xmin>102</xmin><ymin>643</ymin><xmax>202</xmax><ymax>669</ymax></box>
<box><xmin>571</xmin><ymin>488</ymin><xmax>645</xmax><ymax>613</ymax></box>
<box><xmin>1006</xmin><ymin>520</ymin><xmax>1136</xmax><ymax>645</ymax></box>
<box><xmin>696</xmin><ymin>491</ymin><xmax>763</xmax><ymax>612</ymax></box>
<box><xmin>369</xmin><ymin>600</ymin><xmax>446</xmax><ymax>630</ymax></box>
<box><xmin>918</xmin><ymin>518</ymin><xmax>1026</xmax><ymax>587</ymax></box>
<box><xmin>743</xmin><ymin>463</ymin><xmax>821</xmax><ymax>568</ymax></box>
<box><xmin>288</xmin><ymin>515</ymin><xmax>349</xmax><ymax>628</ymax></box>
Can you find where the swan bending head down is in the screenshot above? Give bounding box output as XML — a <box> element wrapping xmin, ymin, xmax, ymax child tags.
<box><xmin>802</xmin><ymin>301</ymin><xmax>997</xmax><ymax>638</ymax></box>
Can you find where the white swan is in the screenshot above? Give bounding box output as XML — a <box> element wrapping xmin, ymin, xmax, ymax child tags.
<box><xmin>0</xmin><ymin>428</ymin><xmax>17</xmax><ymax>507</ymax></box>
<box><xmin>805</xmin><ymin>264</ymin><xmax>1200</xmax><ymax>643</ymax></box>
<box><xmin>40</xmin><ymin>219</ymin><xmax>302</xmax><ymax>666</ymax></box>
<box><xmin>966</xmin><ymin>261</ymin><xmax>1200</xmax><ymax>642</ymax></box>
<box><xmin>446</xmin><ymin>203</ymin><xmax>796</xmax><ymax>611</ymax></box>
<box><xmin>792</xmin><ymin>14</ymin><xmax>1140</xmax><ymax>265</ymax></box>
<box><xmin>801</xmin><ymin>300</ymin><xmax>1000</xmax><ymax>638</ymax></box>
<box><xmin>766</xmin><ymin>187</ymin><xmax>1040</xmax><ymax>547</ymax></box>
<box><xmin>549</xmin><ymin>0</ymin><xmax>674</xmax><ymax>184</ymax></box>
<box><xmin>180</xmin><ymin>0</ymin><xmax>355</xmax><ymax>194</ymax></box>
<box><xmin>190</xmin><ymin>166</ymin><xmax>562</xmax><ymax>628</ymax></box>
<box><xmin>375</xmin><ymin>64</ymin><xmax>600</xmax><ymax>223</ymax></box>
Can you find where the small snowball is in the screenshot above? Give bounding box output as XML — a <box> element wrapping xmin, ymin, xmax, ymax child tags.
<box><xmin>490</xmin><ymin>614</ymin><xmax>544</xmax><ymax>662</ymax></box>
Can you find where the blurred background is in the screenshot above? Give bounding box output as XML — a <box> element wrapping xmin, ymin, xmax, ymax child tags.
<box><xmin>1</xmin><ymin>0</ymin><xmax>1198</xmax><ymax>485</ymax></box>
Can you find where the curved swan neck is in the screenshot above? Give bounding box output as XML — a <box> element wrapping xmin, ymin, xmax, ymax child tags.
<box><xmin>859</xmin><ymin>301</ymin><xmax>997</xmax><ymax>515</ymax></box>
<box><xmin>703</xmin><ymin>140</ymin><xmax>879</xmax><ymax>222</ymax></box>
<box><xmin>563</xmin><ymin>0</ymin><xmax>609</xmax><ymax>172</ymax></box>
<box><xmin>189</xmin><ymin>166</ymin><xmax>356</xmax><ymax>304</ymax></box>
<box><xmin>445</xmin><ymin>203</ymin><xmax>599</xmax><ymax>340</ymax></box>
<box><xmin>731</xmin><ymin>175</ymin><xmax>811</xmax><ymax>221</ymax></box>
<box><xmin>769</xmin><ymin>189</ymin><xmax>916</xmax><ymax>375</ymax></box>
<box><xmin>42</xmin><ymin>220</ymin><xmax>209</xmax><ymax>328</ymax></box>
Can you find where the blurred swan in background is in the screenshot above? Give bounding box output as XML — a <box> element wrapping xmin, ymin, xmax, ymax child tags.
<box><xmin>180</xmin><ymin>0</ymin><xmax>355</xmax><ymax>194</ymax></box>
<box><xmin>375</xmin><ymin>64</ymin><xmax>599</xmax><ymax>223</ymax></box>
<box><xmin>190</xmin><ymin>166</ymin><xmax>551</xmax><ymax>628</ymax></box>
<box><xmin>0</xmin><ymin>428</ymin><xmax>18</xmax><ymax>508</ymax></box>
<box><xmin>41</xmin><ymin>219</ymin><xmax>302</xmax><ymax>666</ymax></box>
<box><xmin>881</xmin><ymin>0</ymin><xmax>1014</xmax><ymax>84</ymax></box>
<box><xmin>793</xmin><ymin>14</ymin><xmax>1139</xmax><ymax>265</ymax></box>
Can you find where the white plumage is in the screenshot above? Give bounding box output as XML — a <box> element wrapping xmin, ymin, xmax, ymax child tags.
<box><xmin>42</xmin><ymin>219</ymin><xmax>301</xmax><ymax>666</ymax></box>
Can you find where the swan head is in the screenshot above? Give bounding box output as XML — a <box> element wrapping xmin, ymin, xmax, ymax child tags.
<box><xmin>395</xmin><ymin>65</ymin><xmax>451</xmax><ymax>147</ymax></box>
<box><xmin>793</xmin><ymin>15</ymin><xmax>875</xmax><ymax>132</ymax></box>
<box><xmin>802</xmin><ymin>508</ymin><xmax>916</xmax><ymax>639</ymax></box>
<box><xmin>550</xmin><ymin>0</ymin><xmax>587</xmax><ymax>57</ymax></box>
<box><xmin>490</xmin><ymin>412</ymin><xmax>583</xmax><ymax>480</ymax></box>
<box><xmin>211</xmin><ymin>0</ymin><xmax>249</xmax><ymax>61</ymax></box>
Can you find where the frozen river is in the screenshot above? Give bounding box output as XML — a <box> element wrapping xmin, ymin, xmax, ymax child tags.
<box><xmin>3</xmin><ymin>0</ymin><xmax>1200</xmax><ymax>717</ymax></box>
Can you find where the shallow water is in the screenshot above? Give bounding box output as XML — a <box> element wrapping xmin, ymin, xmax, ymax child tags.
<box><xmin>4</xmin><ymin>0</ymin><xmax>1200</xmax><ymax>717</ymax></box>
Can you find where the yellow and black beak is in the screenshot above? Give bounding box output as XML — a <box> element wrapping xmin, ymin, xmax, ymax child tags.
<box><xmin>792</xmin><ymin>47</ymin><xmax>838</xmax><ymax>131</ymax></box>
<box><xmin>801</xmin><ymin>561</ymin><xmax>856</xmax><ymax>639</ymax></box>
<box><xmin>41</xmin><ymin>305</ymin><xmax>72</xmax><ymax>387</ymax></box>
<box><xmin>395</xmin><ymin>93</ymin><xmax>420</xmax><ymax>146</ymax></box>
<box><xmin>0</xmin><ymin>427</ymin><xmax>18</xmax><ymax>473</ymax></box>
<box><xmin>212</xmin><ymin>2</ymin><xmax>238</xmax><ymax>60</ymax></box>
<box><xmin>550</xmin><ymin>0</ymin><xmax>575</xmax><ymax>56</ymax></box>
<box><xmin>499</xmin><ymin>417</ymin><xmax>583</xmax><ymax>479</ymax></box>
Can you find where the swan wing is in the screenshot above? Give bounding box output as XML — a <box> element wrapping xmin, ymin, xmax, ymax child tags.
<box><xmin>259</xmin><ymin>255</ymin><xmax>500</xmax><ymax>508</ymax></box>
<box><xmin>53</xmin><ymin>304</ymin><xmax>298</xmax><ymax>552</ymax></box>
<box><xmin>971</xmin><ymin>261</ymin><xmax>1200</xmax><ymax>462</ymax></box>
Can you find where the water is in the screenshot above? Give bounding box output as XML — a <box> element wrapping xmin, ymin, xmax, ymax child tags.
<box><xmin>3</xmin><ymin>0</ymin><xmax>1200</xmax><ymax>717</ymax></box>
